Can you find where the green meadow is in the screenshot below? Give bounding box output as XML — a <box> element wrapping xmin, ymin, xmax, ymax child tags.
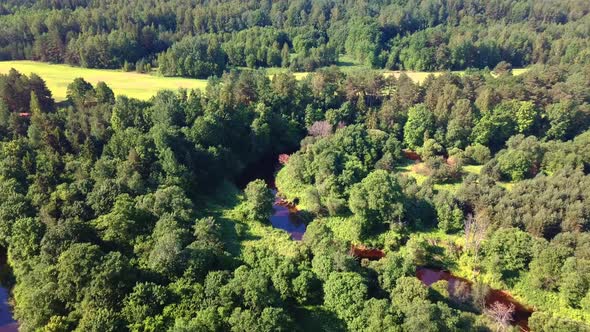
<box><xmin>0</xmin><ymin>60</ymin><xmax>209</xmax><ymax>101</ymax></box>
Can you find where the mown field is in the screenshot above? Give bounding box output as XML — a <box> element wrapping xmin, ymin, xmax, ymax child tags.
<box><xmin>0</xmin><ymin>61</ymin><xmax>209</xmax><ymax>101</ymax></box>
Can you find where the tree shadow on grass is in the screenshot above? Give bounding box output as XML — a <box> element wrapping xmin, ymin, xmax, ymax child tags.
<box><xmin>291</xmin><ymin>306</ymin><xmax>346</xmax><ymax>332</ymax></box>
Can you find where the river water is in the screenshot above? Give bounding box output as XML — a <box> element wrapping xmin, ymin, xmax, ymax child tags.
<box><xmin>269</xmin><ymin>190</ymin><xmax>306</xmax><ymax>240</ymax></box>
<box><xmin>0</xmin><ymin>250</ymin><xmax>16</xmax><ymax>332</ymax></box>
<box><xmin>0</xmin><ymin>287</ymin><xmax>16</xmax><ymax>332</ymax></box>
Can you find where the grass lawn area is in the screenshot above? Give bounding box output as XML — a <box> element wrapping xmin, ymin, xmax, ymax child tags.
<box><xmin>395</xmin><ymin>160</ymin><xmax>517</xmax><ymax>193</ymax></box>
<box><xmin>0</xmin><ymin>60</ymin><xmax>208</xmax><ymax>101</ymax></box>
<box><xmin>463</xmin><ymin>164</ymin><xmax>483</xmax><ymax>175</ymax></box>
<box><xmin>395</xmin><ymin>159</ymin><xmax>428</xmax><ymax>184</ymax></box>
<box><xmin>200</xmin><ymin>181</ymin><xmax>302</xmax><ymax>259</ymax></box>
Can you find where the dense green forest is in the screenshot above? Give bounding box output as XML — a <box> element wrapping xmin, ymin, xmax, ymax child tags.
<box><xmin>1</xmin><ymin>1</ymin><xmax>590</xmax><ymax>332</ymax></box>
<box><xmin>1</xmin><ymin>59</ymin><xmax>590</xmax><ymax>331</ymax></box>
<box><xmin>0</xmin><ymin>0</ymin><xmax>590</xmax><ymax>77</ymax></box>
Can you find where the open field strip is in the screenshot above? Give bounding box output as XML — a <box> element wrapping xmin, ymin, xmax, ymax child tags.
<box><xmin>1</xmin><ymin>60</ymin><xmax>529</xmax><ymax>101</ymax></box>
<box><xmin>0</xmin><ymin>60</ymin><xmax>208</xmax><ymax>101</ymax></box>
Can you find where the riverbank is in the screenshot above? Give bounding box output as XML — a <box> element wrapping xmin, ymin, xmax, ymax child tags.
<box><xmin>0</xmin><ymin>250</ymin><xmax>16</xmax><ymax>332</ymax></box>
<box><xmin>417</xmin><ymin>267</ymin><xmax>532</xmax><ymax>331</ymax></box>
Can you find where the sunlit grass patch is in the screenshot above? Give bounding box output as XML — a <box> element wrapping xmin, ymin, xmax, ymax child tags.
<box><xmin>0</xmin><ymin>60</ymin><xmax>208</xmax><ymax>101</ymax></box>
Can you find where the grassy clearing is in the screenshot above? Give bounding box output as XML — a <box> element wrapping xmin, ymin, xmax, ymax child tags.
<box><xmin>0</xmin><ymin>60</ymin><xmax>208</xmax><ymax>101</ymax></box>
<box><xmin>200</xmin><ymin>181</ymin><xmax>302</xmax><ymax>259</ymax></box>
<box><xmin>463</xmin><ymin>164</ymin><xmax>483</xmax><ymax>175</ymax></box>
<box><xmin>395</xmin><ymin>159</ymin><xmax>518</xmax><ymax>193</ymax></box>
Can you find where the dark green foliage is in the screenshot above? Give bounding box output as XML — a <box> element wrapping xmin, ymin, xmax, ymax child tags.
<box><xmin>0</xmin><ymin>10</ymin><xmax>590</xmax><ymax>328</ymax></box>
<box><xmin>487</xmin><ymin>168</ymin><xmax>590</xmax><ymax>237</ymax></box>
<box><xmin>158</xmin><ymin>35</ymin><xmax>226</xmax><ymax>78</ymax></box>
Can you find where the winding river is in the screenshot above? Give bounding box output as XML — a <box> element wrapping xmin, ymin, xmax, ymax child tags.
<box><xmin>241</xmin><ymin>154</ymin><xmax>533</xmax><ymax>329</ymax></box>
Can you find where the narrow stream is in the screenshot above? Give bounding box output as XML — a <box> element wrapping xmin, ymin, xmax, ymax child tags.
<box><xmin>0</xmin><ymin>287</ymin><xmax>16</xmax><ymax>332</ymax></box>
<box><xmin>237</xmin><ymin>154</ymin><xmax>306</xmax><ymax>240</ymax></box>
<box><xmin>416</xmin><ymin>267</ymin><xmax>533</xmax><ymax>331</ymax></box>
<box><xmin>269</xmin><ymin>190</ymin><xmax>306</xmax><ymax>240</ymax></box>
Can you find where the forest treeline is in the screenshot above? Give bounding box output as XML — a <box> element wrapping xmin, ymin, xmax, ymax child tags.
<box><xmin>0</xmin><ymin>0</ymin><xmax>590</xmax><ymax>77</ymax></box>
<box><xmin>1</xmin><ymin>57</ymin><xmax>590</xmax><ymax>330</ymax></box>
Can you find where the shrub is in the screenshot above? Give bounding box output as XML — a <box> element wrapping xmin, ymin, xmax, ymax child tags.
<box><xmin>464</xmin><ymin>144</ymin><xmax>491</xmax><ymax>165</ymax></box>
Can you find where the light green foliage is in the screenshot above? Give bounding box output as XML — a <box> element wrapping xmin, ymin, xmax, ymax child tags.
<box><xmin>349</xmin><ymin>170</ymin><xmax>405</xmax><ymax>232</ymax></box>
<box><xmin>244</xmin><ymin>179</ymin><xmax>274</xmax><ymax>221</ymax></box>
<box><xmin>559</xmin><ymin>257</ymin><xmax>590</xmax><ymax>308</ymax></box>
<box><xmin>8</xmin><ymin>217</ymin><xmax>44</xmax><ymax>268</ymax></box>
<box><xmin>482</xmin><ymin>228</ymin><xmax>533</xmax><ymax>278</ymax></box>
<box><xmin>464</xmin><ymin>144</ymin><xmax>491</xmax><ymax>165</ymax></box>
<box><xmin>292</xmin><ymin>270</ymin><xmax>322</xmax><ymax>305</ymax></box>
<box><xmin>419</xmin><ymin>138</ymin><xmax>444</xmax><ymax>159</ymax></box>
<box><xmin>93</xmin><ymin>194</ymin><xmax>140</xmax><ymax>250</ymax></box>
<box><xmin>57</xmin><ymin>243</ymin><xmax>104</xmax><ymax>304</ymax></box>
<box><xmin>528</xmin><ymin>243</ymin><xmax>573</xmax><ymax>291</ymax></box>
<box><xmin>349</xmin><ymin>298</ymin><xmax>401</xmax><ymax>332</ymax></box>
<box><xmin>546</xmin><ymin>101</ymin><xmax>576</xmax><ymax>140</ymax></box>
<box><xmin>378</xmin><ymin>253</ymin><xmax>414</xmax><ymax>291</ymax></box>
<box><xmin>0</xmin><ymin>61</ymin><xmax>208</xmax><ymax>100</ymax></box>
<box><xmin>391</xmin><ymin>276</ymin><xmax>429</xmax><ymax>309</ymax></box>
<box><xmin>228</xmin><ymin>307</ymin><xmax>294</xmax><ymax>332</ymax></box>
<box><xmin>529</xmin><ymin>311</ymin><xmax>590</xmax><ymax>332</ymax></box>
<box><xmin>324</xmin><ymin>272</ymin><xmax>368</xmax><ymax>325</ymax></box>
<box><xmin>225</xmin><ymin>266</ymin><xmax>280</xmax><ymax>310</ymax></box>
<box><xmin>158</xmin><ymin>35</ymin><xmax>226</xmax><ymax>78</ymax></box>
<box><xmin>403</xmin><ymin>104</ymin><xmax>435</xmax><ymax>150</ymax></box>
<box><xmin>76</xmin><ymin>308</ymin><xmax>125</xmax><ymax>332</ymax></box>
<box><xmin>515</xmin><ymin>101</ymin><xmax>538</xmax><ymax>134</ymax></box>
<box><xmin>496</xmin><ymin>135</ymin><xmax>542</xmax><ymax>181</ymax></box>
<box><xmin>433</xmin><ymin>191</ymin><xmax>464</xmax><ymax>233</ymax></box>
<box><xmin>471</xmin><ymin>100</ymin><xmax>529</xmax><ymax>150</ymax></box>
<box><xmin>0</xmin><ymin>24</ymin><xmax>588</xmax><ymax>331</ymax></box>
<box><xmin>122</xmin><ymin>282</ymin><xmax>169</xmax><ymax>330</ymax></box>
<box><xmin>344</xmin><ymin>17</ymin><xmax>381</xmax><ymax>66</ymax></box>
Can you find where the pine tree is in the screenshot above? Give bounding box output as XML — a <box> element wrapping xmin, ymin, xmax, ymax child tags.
<box><xmin>27</xmin><ymin>91</ymin><xmax>44</xmax><ymax>147</ymax></box>
<box><xmin>281</xmin><ymin>43</ymin><xmax>290</xmax><ymax>68</ymax></box>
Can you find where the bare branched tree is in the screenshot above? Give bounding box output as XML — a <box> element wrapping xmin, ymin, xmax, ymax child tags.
<box><xmin>464</xmin><ymin>212</ymin><xmax>488</xmax><ymax>259</ymax></box>
<box><xmin>485</xmin><ymin>301</ymin><xmax>515</xmax><ymax>332</ymax></box>
<box><xmin>308</xmin><ymin>120</ymin><xmax>332</xmax><ymax>137</ymax></box>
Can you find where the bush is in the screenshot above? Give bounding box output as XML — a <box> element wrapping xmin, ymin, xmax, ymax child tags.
<box><xmin>423</xmin><ymin>157</ymin><xmax>462</xmax><ymax>183</ymax></box>
<box><xmin>419</xmin><ymin>138</ymin><xmax>444</xmax><ymax>159</ymax></box>
<box><xmin>464</xmin><ymin>144</ymin><xmax>491</xmax><ymax>165</ymax></box>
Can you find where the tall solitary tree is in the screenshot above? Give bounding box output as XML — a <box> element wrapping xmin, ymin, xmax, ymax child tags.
<box><xmin>244</xmin><ymin>179</ymin><xmax>274</xmax><ymax>221</ymax></box>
